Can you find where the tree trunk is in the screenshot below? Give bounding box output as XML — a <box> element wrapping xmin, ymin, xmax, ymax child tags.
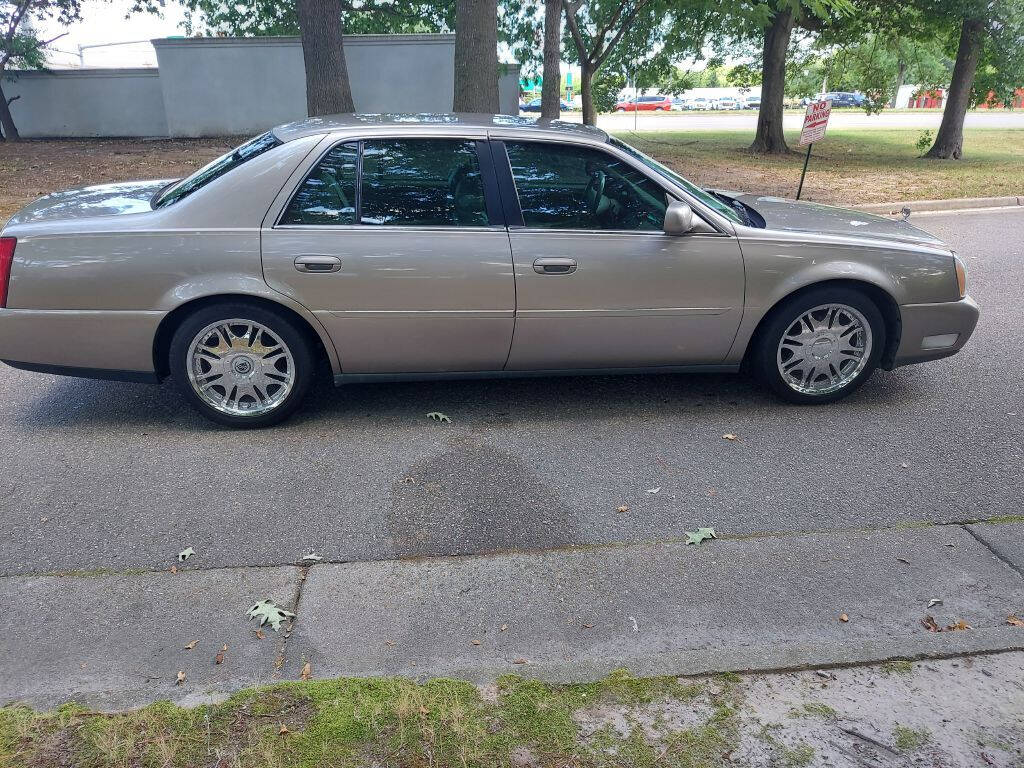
<box><xmin>540</xmin><ymin>0</ymin><xmax>562</xmax><ymax>119</ymax></box>
<box><xmin>750</xmin><ymin>7</ymin><xmax>794</xmax><ymax>154</ymax></box>
<box><xmin>580</xmin><ymin>62</ymin><xmax>596</xmax><ymax>125</ymax></box>
<box><xmin>453</xmin><ymin>0</ymin><xmax>499</xmax><ymax>113</ymax></box>
<box><xmin>890</xmin><ymin>59</ymin><xmax>907</xmax><ymax>109</ymax></box>
<box><xmin>925</xmin><ymin>17</ymin><xmax>984</xmax><ymax>160</ymax></box>
<box><xmin>0</xmin><ymin>77</ymin><xmax>19</xmax><ymax>140</ymax></box>
<box><xmin>296</xmin><ymin>0</ymin><xmax>354</xmax><ymax>116</ymax></box>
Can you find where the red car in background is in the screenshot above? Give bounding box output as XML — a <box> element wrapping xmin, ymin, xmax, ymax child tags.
<box><xmin>614</xmin><ymin>95</ymin><xmax>672</xmax><ymax>112</ymax></box>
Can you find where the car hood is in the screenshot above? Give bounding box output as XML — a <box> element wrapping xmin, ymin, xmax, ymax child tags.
<box><xmin>726</xmin><ymin>192</ymin><xmax>948</xmax><ymax>249</ymax></box>
<box><xmin>5</xmin><ymin>179</ymin><xmax>174</xmax><ymax>227</ymax></box>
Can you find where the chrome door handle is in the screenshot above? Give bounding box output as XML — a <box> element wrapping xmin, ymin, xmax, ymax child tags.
<box><xmin>533</xmin><ymin>258</ymin><xmax>577</xmax><ymax>275</ymax></box>
<box><xmin>294</xmin><ymin>254</ymin><xmax>342</xmax><ymax>273</ymax></box>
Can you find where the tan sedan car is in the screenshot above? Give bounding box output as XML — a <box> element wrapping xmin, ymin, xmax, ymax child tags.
<box><xmin>0</xmin><ymin>114</ymin><xmax>978</xmax><ymax>427</ymax></box>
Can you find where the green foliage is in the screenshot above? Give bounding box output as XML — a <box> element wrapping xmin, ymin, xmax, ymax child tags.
<box><xmin>1</xmin><ymin>0</ymin><xmax>83</xmax><ymax>71</ymax></box>
<box><xmin>592</xmin><ymin>71</ymin><xmax>626</xmax><ymax>112</ymax></box>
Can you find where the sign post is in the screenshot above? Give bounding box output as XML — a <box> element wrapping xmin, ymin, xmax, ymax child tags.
<box><xmin>796</xmin><ymin>98</ymin><xmax>831</xmax><ymax>200</ymax></box>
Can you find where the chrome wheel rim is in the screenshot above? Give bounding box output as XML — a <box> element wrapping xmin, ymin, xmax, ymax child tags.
<box><xmin>187</xmin><ymin>319</ymin><xmax>295</xmax><ymax>417</ymax></box>
<box><xmin>776</xmin><ymin>303</ymin><xmax>872</xmax><ymax>395</ymax></box>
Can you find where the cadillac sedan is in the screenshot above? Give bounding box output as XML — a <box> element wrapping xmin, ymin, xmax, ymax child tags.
<box><xmin>0</xmin><ymin>114</ymin><xmax>978</xmax><ymax>427</ymax></box>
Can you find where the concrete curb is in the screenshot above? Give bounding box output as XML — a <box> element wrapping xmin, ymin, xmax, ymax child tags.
<box><xmin>852</xmin><ymin>196</ymin><xmax>1024</xmax><ymax>215</ymax></box>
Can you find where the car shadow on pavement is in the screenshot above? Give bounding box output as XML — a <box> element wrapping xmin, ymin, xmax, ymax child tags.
<box><xmin>6</xmin><ymin>366</ymin><xmax>924</xmax><ymax>433</ymax></box>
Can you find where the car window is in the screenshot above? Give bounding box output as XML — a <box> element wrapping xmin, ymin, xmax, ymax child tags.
<box><xmin>153</xmin><ymin>131</ymin><xmax>281</xmax><ymax>209</ymax></box>
<box><xmin>280</xmin><ymin>142</ymin><xmax>358</xmax><ymax>225</ymax></box>
<box><xmin>505</xmin><ymin>141</ymin><xmax>669</xmax><ymax>231</ymax></box>
<box><xmin>361</xmin><ymin>138</ymin><xmax>488</xmax><ymax>227</ymax></box>
<box><xmin>609</xmin><ymin>137</ymin><xmax>742</xmax><ymax>225</ymax></box>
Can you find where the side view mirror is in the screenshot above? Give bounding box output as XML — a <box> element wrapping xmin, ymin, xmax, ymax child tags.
<box><xmin>663</xmin><ymin>200</ymin><xmax>695</xmax><ymax>235</ymax></box>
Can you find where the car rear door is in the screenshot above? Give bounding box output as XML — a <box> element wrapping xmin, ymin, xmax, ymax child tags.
<box><xmin>493</xmin><ymin>138</ymin><xmax>745</xmax><ymax>371</ymax></box>
<box><xmin>262</xmin><ymin>134</ymin><xmax>515</xmax><ymax>374</ymax></box>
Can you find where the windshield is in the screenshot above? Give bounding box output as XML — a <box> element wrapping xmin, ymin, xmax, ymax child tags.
<box><xmin>609</xmin><ymin>137</ymin><xmax>742</xmax><ymax>224</ymax></box>
<box><xmin>152</xmin><ymin>131</ymin><xmax>282</xmax><ymax>209</ymax></box>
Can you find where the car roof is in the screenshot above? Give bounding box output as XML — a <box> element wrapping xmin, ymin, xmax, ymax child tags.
<box><xmin>272</xmin><ymin>112</ymin><xmax>608</xmax><ymax>143</ymax></box>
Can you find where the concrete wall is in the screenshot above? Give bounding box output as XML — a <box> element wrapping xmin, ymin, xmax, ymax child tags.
<box><xmin>5</xmin><ymin>69</ymin><xmax>168</xmax><ymax>138</ymax></box>
<box><xmin>152</xmin><ymin>35</ymin><xmax>521</xmax><ymax>138</ymax></box>
<box><xmin>5</xmin><ymin>35</ymin><xmax>521</xmax><ymax>138</ymax></box>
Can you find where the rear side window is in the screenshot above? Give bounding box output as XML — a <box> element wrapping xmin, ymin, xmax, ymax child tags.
<box><xmin>280</xmin><ymin>138</ymin><xmax>488</xmax><ymax>227</ymax></box>
<box><xmin>153</xmin><ymin>131</ymin><xmax>281</xmax><ymax>209</ymax></box>
<box><xmin>361</xmin><ymin>139</ymin><xmax>487</xmax><ymax>227</ymax></box>
<box><xmin>281</xmin><ymin>143</ymin><xmax>358</xmax><ymax>225</ymax></box>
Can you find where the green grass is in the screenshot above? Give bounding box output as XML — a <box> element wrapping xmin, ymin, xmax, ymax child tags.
<box><xmin>881</xmin><ymin>660</ymin><xmax>915</xmax><ymax>675</ymax></box>
<box><xmin>893</xmin><ymin>724</ymin><xmax>931</xmax><ymax>751</ymax></box>
<box><xmin>0</xmin><ymin>670</ymin><xmax>738</xmax><ymax>768</ymax></box>
<box><xmin>611</xmin><ymin>127</ymin><xmax>1024</xmax><ymax>205</ymax></box>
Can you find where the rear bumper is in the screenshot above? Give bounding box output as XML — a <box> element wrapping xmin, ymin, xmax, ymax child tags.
<box><xmin>0</xmin><ymin>308</ymin><xmax>162</xmax><ymax>377</ymax></box>
<box><xmin>892</xmin><ymin>295</ymin><xmax>980</xmax><ymax>367</ymax></box>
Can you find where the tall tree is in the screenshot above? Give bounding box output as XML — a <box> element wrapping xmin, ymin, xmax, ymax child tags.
<box><xmin>919</xmin><ymin>0</ymin><xmax>1024</xmax><ymax>159</ymax></box>
<box><xmin>453</xmin><ymin>0</ymin><xmax>499</xmax><ymax>112</ymax></box>
<box><xmin>540</xmin><ymin>0</ymin><xmax>562</xmax><ymax>117</ymax></box>
<box><xmin>0</xmin><ymin>0</ymin><xmax>77</xmax><ymax>140</ymax></box>
<box><xmin>562</xmin><ymin>0</ymin><xmax>711</xmax><ymax>125</ymax></box>
<box><xmin>296</xmin><ymin>0</ymin><xmax>353</xmax><ymax>115</ymax></box>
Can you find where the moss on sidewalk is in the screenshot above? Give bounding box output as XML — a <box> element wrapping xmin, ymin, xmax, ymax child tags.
<box><xmin>0</xmin><ymin>670</ymin><xmax>739</xmax><ymax>768</ymax></box>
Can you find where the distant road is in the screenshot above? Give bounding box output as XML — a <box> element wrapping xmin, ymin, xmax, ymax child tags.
<box><xmin>552</xmin><ymin>109</ymin><xmax>1024</xmax><ymax>132</ymax></box>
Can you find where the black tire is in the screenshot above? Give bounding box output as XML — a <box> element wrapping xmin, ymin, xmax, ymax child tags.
<box><xmin>169</xmin><ymin>302</ymin><xmax>315</xmax><ymax>428</ymax></box>
<box><xmin>752</xmin><ymin>286</ymin><xmax>886</xmax><ymax>404</ymax></box>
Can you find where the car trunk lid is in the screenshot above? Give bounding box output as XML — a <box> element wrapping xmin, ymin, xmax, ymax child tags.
<box><xmin>5</xmin><ymin>180</ymin><xmax>174</xmax><ymax>227</ymax></box>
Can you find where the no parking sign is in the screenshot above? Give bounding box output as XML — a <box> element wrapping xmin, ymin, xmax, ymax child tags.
<box><xmin>797</xmin><ymin>98</ymin><xmax>832</xmax><ymax>199</ymax></box>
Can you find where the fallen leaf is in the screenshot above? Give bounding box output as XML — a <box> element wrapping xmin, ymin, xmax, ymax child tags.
<box><xmin>183</xmin><ymin>640</ymin><xmax>197</xmax><ymax>650</ymax></box>
<box><xmin>512</xmin><ymin>657</ymin><xmax>528</xmax><ymax>664</ymax></box>
<box><xmin>170</xmin><ymin>565</ymin><xmax>178</xmax><ymax>575</ymax></box>
<box><xmin>471</xmin><ymin>639</ymin><xmax>481</xmax><ymax>646</ymax></box>
<box><xmin>215</xmin><ymin>645</ymin><xmax>226</xmax><ymax>665</ymax></box>
<box><xmin>617</xmin><ymin>504</ymin><xmax>629</xmax><ymax>513</ymax></box>
<box><xmin>426</xmin><ymin>411</ymin><xmax>451</xmax><ymax>423</ymax></box>
<box><xmin>500</xmin><ymin>623</ymin><xmax>508</xmax><ymax>631</ymax></box>
<box><xmin>685</xmin><ymin>527</ymin><xmax>716</xmax><ymax>546</ymax></box>
<box><xmin>839</xmin><ymin>613</ymin><xmax>849</xmax><ymax>623</ymax></box>
<box><xmin>722</xmin><ymin>433</ymin><xmax>738</xmax><ymax>441</ymax></box>
<box><xmin>1007</xmin><ymin>615</ymin><xmax>1024</xmax><ymax>627</ymax></box>
<box><xmin>646</xmin><ymin>487</ymin><xmax>661</xmax><ymax>494</ymax></box>
<box><xmin>900</xmin><ymin>462</ymin><xmax>909</xmax><ymax>469</ymax></box>
<box><xmin>175</xmin><ymin>670</ymin><xmax>186</xmax><ymax>686</ymax></box>
<box><xmin>300</xmin><ymin>662</ymin><xmax>312</xmax><ymax>680</ymax></box>
<box><xmin>927</xmin><ymin>599</ymin><xmax>943</xmax><ymax>608</ymax></box>
<box><xmin>301</xmin><ymin>552</ymin><xmax>323</xmax><ymax>562</ymax></box>
<box><xmin>896</xmin><ymin>557</ymin><xmax>911</xmax><ymax>564</ymax></box>
<box><xmin>582</xmin><ymin>623</ymin><xmax>594</xmax><ymax>628</ymax></box>
<box><xmin>946</xmin><ymin>619</ymin><xmax>972</xmax><ymax>631</ymax></box>
<box><xmin>279</xmin><ymin>723</ymin><xmax>289</xmax><ymax>736</ymax></box>
<box><xmin>921</xmin><ymin>615</ymin><xmax>941</xmax><ymax>632</ymax></box>
<box><xmin>254</xmin><ymin>630</ymin><xmax>265</xmax><ymax>640</ymax></box>
<box><xmin>247</xmin><ymin>599</ymin><xmax>296</xmax><ymax>632</ymax></box>
<box><xmin>178</xmin><ymin>547</ymin><xmax>195</xmax><ymax>562</ymax></box>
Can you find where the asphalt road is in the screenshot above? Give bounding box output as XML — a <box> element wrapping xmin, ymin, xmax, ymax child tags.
<box><xmin>583</xmin><ymin>109</ymin><xmax>1024</xmax><ymax>132</ymax></box>
<box><xmin>0</xmin><ymin>208</ymin><xmax>1021</xmax><ymax>577</ymax></box>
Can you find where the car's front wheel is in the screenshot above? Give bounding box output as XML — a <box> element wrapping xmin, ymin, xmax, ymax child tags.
<box><xmin>169</xmin><ymin>302</ymin><xmax>315</xmax><ymax>427</ymax></box>
<box><xmin>752</xmin><ymin>287</ymin><xmax>885</xmax><ymax>404</ymax></box>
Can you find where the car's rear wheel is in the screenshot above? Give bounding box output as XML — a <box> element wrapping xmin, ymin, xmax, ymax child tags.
<box><xmin>752</xmin><ymin>287</ymin><xmax>885</xmax><ymax>404</ymax></box>
<box><xmin>169</xmin><ymin>302</ymin><xmax>314</xmax><ymax>427</ymax></box>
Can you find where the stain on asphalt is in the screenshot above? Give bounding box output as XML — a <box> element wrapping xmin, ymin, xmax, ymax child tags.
<box><xmin>387</xmin><ymin>436</ymin><xmax>580</xmax><ymax>559</ymax></box>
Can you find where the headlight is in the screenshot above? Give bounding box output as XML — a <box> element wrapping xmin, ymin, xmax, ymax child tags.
<box><xmin>953</xmin><ymin>254</ymin><xmax>967</xmax><ymax>298</ymax></box>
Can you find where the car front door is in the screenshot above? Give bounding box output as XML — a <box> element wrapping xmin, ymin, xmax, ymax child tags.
<box><xmin>262</xmin><ymin>135</ymin><xmax>515</xmax><ymax>374</ymax></box>
<box><xmin>495</xmin><ymin>139</ymin><xmax>745</xmax><ymax>371</ymax></box>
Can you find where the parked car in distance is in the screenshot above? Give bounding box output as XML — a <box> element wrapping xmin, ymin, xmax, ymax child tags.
<box><xmin>800</xmin><ymin>92</ymin><xmax>865</xmax><ymax>108</ymax></box>
<box><xmin>743</xmin><ymin>95</ymin><xmax>761</xmax><ymax>110</ymax></box>
<box><xmin>671</xmin><ymin>97</ymin><xmax>686</xmax><ymax>111</ymax></box>
<box><xmin>684</xmin><ymin>96</ymin><xmax>719</xmax><ymax>110</ymax></box>
<box><xmin>615</xmin><ymin>95</ymin><xmax>672</xmax><ymax>111</ymax></box>
<box><xmin>520</xmin><ymin>97</ymin><xmax>572</xmax><ymax>112</ymax></box>
<box><xmin>0</xmin><ymin>114</ymin><xmax>979</xmax><ymax>427</ymax></box>
<box><xmin>716</xmin><ymin>96</ymin><xmax>742</xmax><ymax>110</ymax></box>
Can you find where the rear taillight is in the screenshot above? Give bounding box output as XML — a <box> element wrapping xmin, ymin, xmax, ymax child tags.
<box><xmin>0</xmin><ymin>237</ymin><xmax>15</xmax><ymax>308</ymax></box>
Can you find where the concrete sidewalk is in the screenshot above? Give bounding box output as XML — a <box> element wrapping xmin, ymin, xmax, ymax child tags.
<box><xmin>2</xmin><ymin>522</ymin><xmax>1023</xmax><ymax>710</ymax></box>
